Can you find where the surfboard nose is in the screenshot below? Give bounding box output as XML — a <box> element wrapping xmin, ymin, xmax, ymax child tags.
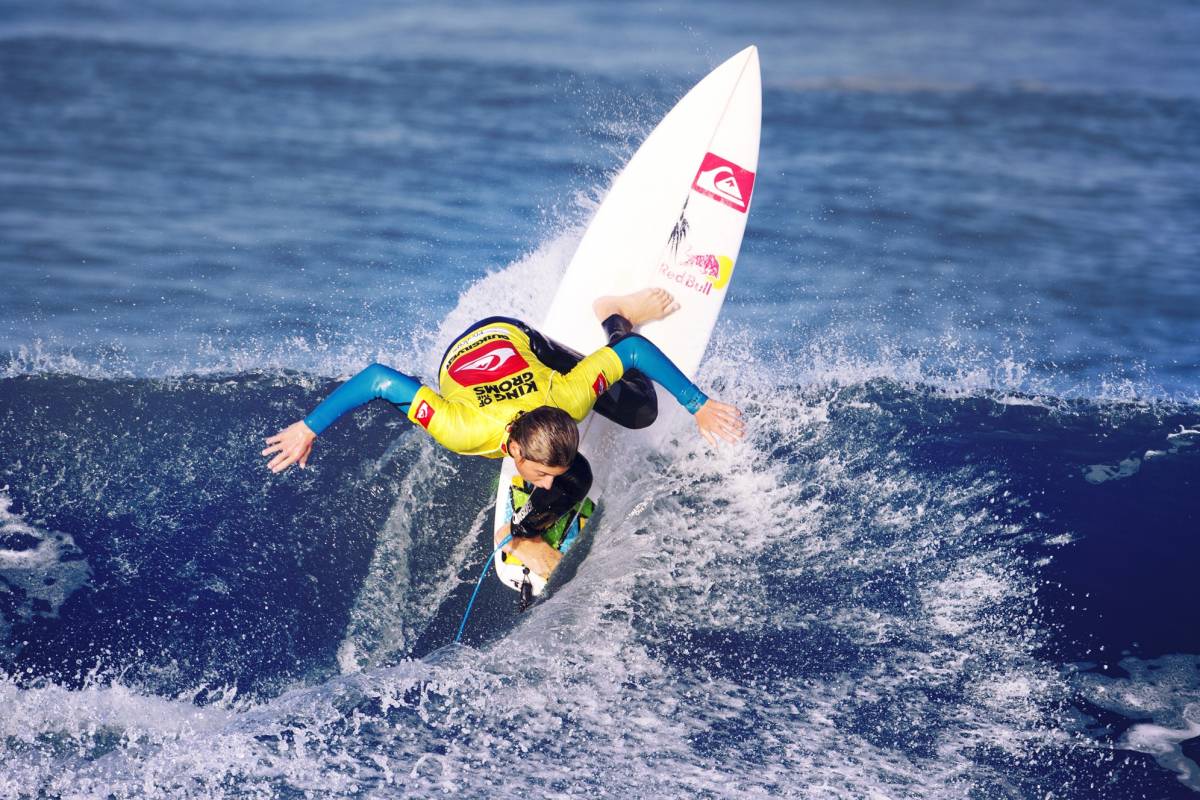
<box><xmin>728</xmin><ymin>45</ymin><xmax>760</xmax><ymax>87</ymax></box>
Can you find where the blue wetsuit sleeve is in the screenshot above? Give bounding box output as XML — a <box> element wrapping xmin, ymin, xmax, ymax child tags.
<box><xmin>611</xmin><ymin>335</ymin><xmax>708</xmax><ymax>414</ymax></box>
<box><xmin>303</xmin><ymin>363</ymin><xmax>422</xmax><ymax>435</ymax></box>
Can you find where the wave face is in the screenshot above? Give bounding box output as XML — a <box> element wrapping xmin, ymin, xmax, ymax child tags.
<box><xmin>3</xmin><ymin>257</ymin><xmax>1199</xmax><ymax>796</ymax></box>
<box><xmin>3</xmin><ymin>0</ymin><xmax>1200</xmax><ymax>796</ymax></box>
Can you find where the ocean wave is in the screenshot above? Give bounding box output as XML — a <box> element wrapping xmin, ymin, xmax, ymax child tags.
<box><xmin>3</xmin><ymin>346</ymin><xmax>1197</xmax><ymax>795</ymax></box>
<box><xmin>3</xmin><ymin>211</ymin><xmax>1199</xmax><ymax>798</ymax></box>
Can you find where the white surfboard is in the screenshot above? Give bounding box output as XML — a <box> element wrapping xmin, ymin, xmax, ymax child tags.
<box><xmin>493</xmin><ymin>46</ymin><xmax>762</xmax><ymax>597</ymax></box>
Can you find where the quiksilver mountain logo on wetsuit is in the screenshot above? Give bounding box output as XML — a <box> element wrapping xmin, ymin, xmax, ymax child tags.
<box><xmin>414</xmin><ymin>400</ymin><xmax>435</xmax><ymax>428</ymax></box>
<box><xmin>448</xmin><ymin>339</ymin><xmax>530</xmax><ymax>386</ymax></box>
<box><xmin>692</xmin><ymin>153</ymin><xmax>755</xmax><ymax>213</ymax></box>
<box><xmin>592</xmin><ymin>373</ymin><xmax>608</xmax><ymax>396</ymax></box>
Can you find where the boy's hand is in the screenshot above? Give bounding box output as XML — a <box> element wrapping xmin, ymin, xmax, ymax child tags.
<box><xmin>263</xmin><ymin>420</ymin><xmax>316</xmax><ymax>473</ymax></box>
<box><xmin>497</xmin><ymin>523</ymin><xmax>561</xmax><ymax>580</ymax></box>
<box><xmin>508</xmin><ymin>538</ymin><xmax>563</xmax><ymax>580</ymax></box>
<box><xmin>694</xmin><ymin>399</ymin><xmax>745</xmax><ymax>446</ymax></box>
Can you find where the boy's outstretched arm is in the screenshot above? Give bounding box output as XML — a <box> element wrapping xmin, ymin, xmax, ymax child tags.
<box><xmin>609</xmin><ymin>335</ymin><xmax>745</xmax><ymax>445</ymax></box>
<box><xmin>262</xmin><ymin>363</ymin><xmax>422</xmax><ymax>473</ymax></box>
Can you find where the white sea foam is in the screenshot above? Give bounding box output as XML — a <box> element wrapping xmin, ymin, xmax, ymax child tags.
<box><xmin>1167</xmin><ymin>425</ymin><xmax>1200</xmax><ymax>442</ymax></box>
<box><xmin>423</xmin><ymin>229</ymin><xmax>582</xmax><ymax>373</ymax></box>
<box><xmin>1084</xmin><ymin>422</ymin><xmax>1200</xmax><ymax>484</ymax></box>
<box><xmin>0</xmin><ymin>491</ymin><xmax>93</xmax><ymax>640</ymax></box>
<box><xmin>2</xmin><ymin>340</ymin><xmax>136</xmax><ymax>381</ymax></box>
<box><xmin>337</xmin><ymin>434</ymin><xmax>482</xmax><ymax>671</ymax></box>
<box><xmin>1083</xmin><ymin>457</ymin><xmax>1142</xmax><ymax>485</ymax></box>
<box><xmin>1074</xmin><ymin>655</ymin><xmax>1200</xmax><ymax>792</ymax></box>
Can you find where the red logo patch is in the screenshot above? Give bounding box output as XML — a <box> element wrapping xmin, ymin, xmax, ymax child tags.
<box><xmin>448</xmin><ymin>339</ymin><xmax>529</xmax><ymax>386</ymax></box>
<box><xmin>592</xmin><ymin>373</ymin><xmax>609</xmax><ymax>396</ymax></box>
<box><xmin>414</xmin><ymin>400</ymin><xmax>435</xmax><ymax>428</ymax></box>
<box><xmin>692</xmin><ymin>152</ymin><xmax>755</xmax><ymax>213</ymax></box>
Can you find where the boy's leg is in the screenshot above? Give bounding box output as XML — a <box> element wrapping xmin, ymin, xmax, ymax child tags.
<box><xmin>594</xmin><ymin>314</ymin><xmax>657</xmax><ymax>429</ymax></box>
<box><xmin>586</xmin><ymin>287</ymin><xmax>681</xmax><ymax>428</ymax></box>
<box><xmin>520</xmin><ymin>318</ymin><xmax>658</xmax><ymax>430</ymax></box>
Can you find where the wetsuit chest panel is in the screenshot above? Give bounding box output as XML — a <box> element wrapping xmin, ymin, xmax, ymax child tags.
<box><xmin>439</xmin><ymin>323</ymin><xmax>549</xmax><ymax>413</ymax></box>
<box><xmin>407</xmin><ymin>321</ymin><xmax>625</xmax><ymax>458</ymax></box>
<box><xmin>409</xmin><ymin>323</ymin><xmax>558</xmax><ymax>458</ymax></box>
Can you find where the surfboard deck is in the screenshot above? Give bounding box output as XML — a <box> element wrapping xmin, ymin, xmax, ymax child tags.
<box><xmin>493</xmin><ymin>459</ymin><xmax>591</xmax><ymax>600</ymax></box>
<box><xmin>492</xmin><ymin>46</ymin><xmax>762</xmax><ymax>597</ymax></box>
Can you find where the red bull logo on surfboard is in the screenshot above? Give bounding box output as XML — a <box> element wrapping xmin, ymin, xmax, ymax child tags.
<box><xmin>658</xmin><ymin>253</ymin><xmax>735</xmax><ymax>296</ymax></box>
<box><xmin>692</xmin><ymin>152</ymin><xmax>755</xmax><ymax>213</ymax></box>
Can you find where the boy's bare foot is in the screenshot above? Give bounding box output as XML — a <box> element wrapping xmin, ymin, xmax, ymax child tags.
<box><xmin>593</xmin><ymin>288</ymin><xmax>680</xmax><ymax>327</ymax></box>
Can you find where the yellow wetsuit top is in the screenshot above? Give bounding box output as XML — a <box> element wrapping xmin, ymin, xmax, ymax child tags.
<box><xmin>405</xmin><ymin>320</ymin><xmax>624</xmax><ymax>458</ymax></box>
<box><xmin>302</xmin><ymin>316</ymin><xmax>706</xmax><ymax>451</ymax></box>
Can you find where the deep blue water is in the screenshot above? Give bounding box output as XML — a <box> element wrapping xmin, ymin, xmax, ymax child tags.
<box><xmin>2</xmin><ymin>2</ymin><xmax>1199</xmax><ymax>797</ymax></box>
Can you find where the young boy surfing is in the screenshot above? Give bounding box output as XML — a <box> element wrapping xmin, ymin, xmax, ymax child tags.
<box><xmin>264</xmin><ymin>288</ymin><xmax>744</xmax><ymax>579</ymax></box>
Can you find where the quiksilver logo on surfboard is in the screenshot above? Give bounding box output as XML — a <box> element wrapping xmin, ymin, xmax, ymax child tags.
<box><xmin>692</xmin><ymin>153</ymin><xmax>755</xmax><ymax>213</ymax></box>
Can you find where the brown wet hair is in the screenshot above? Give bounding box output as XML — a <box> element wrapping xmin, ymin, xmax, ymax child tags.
<box><xmin>508</xmin><ymin>406</ymin><xmax>579</xmax><ymax>468</ymax></box>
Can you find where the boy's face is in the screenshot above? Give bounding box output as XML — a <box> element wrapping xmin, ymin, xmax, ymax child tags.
<box><xmin>511</xmin><ymin>442</ymin><xmax>569</xmax><ymax>490</ymax></box>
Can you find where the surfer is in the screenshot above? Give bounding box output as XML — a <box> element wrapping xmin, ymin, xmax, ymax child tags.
<box><xmin>263</xmin><ymin>288</ymin><xmax>744</xmax><ymax>578</ymax></box>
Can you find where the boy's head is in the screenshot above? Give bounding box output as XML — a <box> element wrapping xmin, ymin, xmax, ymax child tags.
<box><xmin>508</xmin><ymin>406</ymin><xmax>578</xmax><ymax>488</ymax></box>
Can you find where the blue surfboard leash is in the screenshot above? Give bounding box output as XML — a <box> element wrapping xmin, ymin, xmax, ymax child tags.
<box><xmin>454</xmin><ymin>497</ymin><xmax>591</xmax><ymax>644</ymax></box>
<box><xmin>454</xmin><ymin>533</ymin><xmax>512</xmax><ymax>644</ymax></box>
<box><xmin>456</xmin><ymin>414</ymin><xmax>596</xmax><ymax>644</ymax></box>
